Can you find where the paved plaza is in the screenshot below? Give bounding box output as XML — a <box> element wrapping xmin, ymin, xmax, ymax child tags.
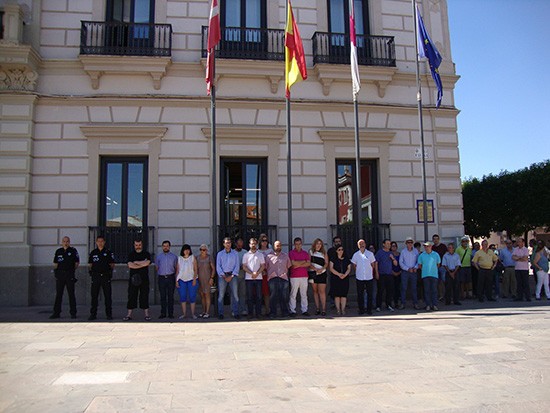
<box><xmin>1</xmin><ymin>301</ymin><xmax>549</xmax><ymax>412</ymax></box>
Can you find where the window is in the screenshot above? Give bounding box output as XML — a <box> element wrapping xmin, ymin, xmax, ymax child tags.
<box><xmin>221</xmin><ymin>158</ymin><xmax>267</xmax><ymax>228</ymax></box>
<box><xmin>221</xmin><ymin>0</ymin><xmax>266</xmax><ymax>42</ymax></box>
<box><xmin>105</xmin><ymin>0</ymin><xmax>155</xmax><ymax>49</ymax></box>
<box><xmin>100</xmin><ymin>157</ymin><xmax>148</xmax><ymax>228</ymax></box>
<box><xmin>328</xmin><ymin>0</ymin><xmax>370</xmax><ymax>48</ymax></box>
<box><xmin>336</xmin><ymin>160</ymin><xmax>378</xmax><ymax>226</ymax></box>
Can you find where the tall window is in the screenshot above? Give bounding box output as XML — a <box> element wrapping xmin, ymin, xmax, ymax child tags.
<box><xmin>328</xmin><ymin>0</ymin><xmax>370</xmax><ymax>47</ymax></box>
<box><xmin>328</xmin><ymin>0</ymin><xmax>369</xmax><ymax>35</ymax></box>
<box><xmin>221</xmin><ymin>0</ymin><xmax>266</xmax><ymax>42</ymax></box>
<box><xmin>106</xmin><ymin>0</ymin><xmax>155</xmax><ymax>46</ymax></box>
<box><xmin>221</xmin><ymin>158</ymin><xmax>267</xmax><ymax>228</ymax></box>
<box><xmin>100</xmin><ymin>157</ymin><xmax>148</xmax><ymax>228</ymax></box>
<box><xmin>336</xmin><ymin>160</ymin><xmax>378</xmax><ymax>226</ymax></box>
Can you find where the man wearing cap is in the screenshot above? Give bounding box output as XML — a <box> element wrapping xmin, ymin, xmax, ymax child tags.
<box><xmin>472</xmin><ymin>239</ymin><xmax>498</xmax><ymax>302</ymax></box>
<box><xmin>456</xmin><ymin>237</ymin><xmax>473</xmax><ymax>299</ymax></box>
<box><xmin>417</xmin><ymin>241</ymin><xmax>441</xmax><ymax>311</ymax></box>
<box><xmin>498</xmin><ymin>240</ymin><xmax>516</xmax><ymax>299</ymax></box>
<box><xmin>399</xmin><ymin>237</ymin><xmax>420</xmax><ymax>309</ymax></box>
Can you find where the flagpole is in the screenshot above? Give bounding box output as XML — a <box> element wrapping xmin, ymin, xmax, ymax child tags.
<box><xmin>286</xmin><ymin>97</ymin><xmax>293</xmax><ymax>250</ymax></box>
<box><xmin>353</xmin><ymin>96</ymin><xmax>362</xmax><ymax>243</ymax></box>
<box><xmin>413</xmin><ymin>0</ymin><xmax>429</xmax><ymax>242</ymax></box>
<box><xmin>210</xmin><ymin>60</ymin><xmax>218</xmax><ymax>250</ymax></box>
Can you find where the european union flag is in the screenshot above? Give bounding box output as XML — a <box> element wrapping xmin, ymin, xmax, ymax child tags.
<box><xmin>416</xmin><ymin>5</ymin><xmax>443</xmax><ymax>108</ymax></box>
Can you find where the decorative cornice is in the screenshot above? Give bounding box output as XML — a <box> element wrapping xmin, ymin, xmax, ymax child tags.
<box><xmin>201</xmin><ymin>126</ymin><xmax>285</xmax><ymax>140</ymax></box>
<box><xmin>0</xmin><ymin>44</ymin><xmax>42</xmax><ymax>92</ymax></box>
<box><xmin>318</xmin><ymin>128</ymin><xmax>395</xmax><ymax>142</ymax></box>
<box><xmin>78</xmin><ymin>55</ymin><xmax>172</xmax><ymax>90</ymax></box>
<box><xmin>313</xmin><ymin>64</ymin><xmax>398</xmax><ymax>97</ymax></box>
<box><xmin>80</xmin><ymin>125</ymin><xmax>168</xmax><ymax>140</ymax></box>
<box><xmin>200</xmin><ymin>58</ymin><xmax>284</xmax><ymax>95</ymax></box>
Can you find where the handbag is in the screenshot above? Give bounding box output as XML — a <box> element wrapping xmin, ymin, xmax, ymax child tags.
<box><xmin>130</xmin><ymin>273</ymin><xmax>142</xmax><ymax>286</ymax></box>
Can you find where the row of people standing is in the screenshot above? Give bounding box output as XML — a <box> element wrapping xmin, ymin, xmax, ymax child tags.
<box><xmin>49</xmin><ymin>233</ymin><xmax>549</xmax><ymax>320</ymax></box>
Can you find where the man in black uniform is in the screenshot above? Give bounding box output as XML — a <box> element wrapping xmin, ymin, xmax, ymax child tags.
<box><xmin>88</xmin><ymin>235</ymin><xmax>115</xmax><ymax>320</ymax></box>
<box><xmin>50</xmin><ymin>236</ymin><xmax>80</xmax><ymax>319</ymax></box>
<box><xmin>123</xmin><ymin>239</ymin><xmax>152</xmax><ymax>321</ymax></box>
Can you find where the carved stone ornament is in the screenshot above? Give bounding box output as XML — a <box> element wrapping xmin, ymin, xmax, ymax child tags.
<box><xmin>0</xmin><ymin>67</ymin><xmax>38</xmax><ymax>91</ymax></box>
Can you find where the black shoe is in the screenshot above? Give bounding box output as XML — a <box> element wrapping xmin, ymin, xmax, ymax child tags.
<box><xmin>455</xmin><ymin>302</ymin><xmax>462</xmax><ymax>305</ymax></box>
<box><xmin>526</xmin><ymin>298</ymin><xmax>532</xmax><ymax>302</ymax></box>
<box><xmin>302</xmin><ymin>311</ymin><xmax>310</xmax><ymax>316</ymax></box>
<box><xmin>479</xmin><ymin>299</ymin><xmax>484</xmax><ymax>302</ymax></box>
<box><xmin>289</xmin><ymin>312</ymin><xmax>296</xmax><ymax>317</ymax></box>
<box><xmin>514</xmin><ymin>298</ymin><xmax>522</xmax><ymax>302</ymax></box>
<box><xmin>106</xmin><ymin>315</ymin><xmax>113</xmax><ymax>320</ymax></box>
<box><xmin>218</xmin><ymin>314</ymin><xmax>224</xmax><ymax>320</ymax></box>
<box><xmin>233</xmin><ymin>314</ymin><xmax>240</xmax><ymax>320</ymax></box>
<box><xmin>168</xmin><ymin>314</ymin><xmax>174</xmax><ymax>319</ymax></box>
<box><xmin>366</xmin><ymin>311</ymin><xmax>373</xmax><ymax>316</ymax></box>
<box><xmin>315</xmin><ymin>310</ymin><xmax>321</xmax><ymax>315</ymax></box>
<box><xmin>88</xmin><ymin>314</ymin><xmax>97</xmax><ymax>321</ymax></box>
<box><xmin>49</xmin><ymin>313</ymin><xmax>60</xmax><ymax>319</ymax></box>
<box><xmin>159</xmin><ymin>314</ymin><xmax>166</xmax><ymax>319</ymax></box>
<box><xmin>488</xmin><ymin>298</ymin><xmax>496</xmax><ymax>302</ymax></box>
<box><xmin>70</xmin><ymin>314</ymin><xmax>77</xmax><ymax>319</ymax></box>
<box><xmin>358</xmin><ymin>310</ymin><xmax>365</xmax><ymax>315</ymax></box>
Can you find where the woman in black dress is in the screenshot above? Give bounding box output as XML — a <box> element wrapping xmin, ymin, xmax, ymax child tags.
<box><xmin>329</xmin><ymin>245</ymin><xmax>351</xmax><ymax>315</ymax></box>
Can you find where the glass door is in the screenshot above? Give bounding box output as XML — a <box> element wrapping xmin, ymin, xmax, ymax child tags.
<box><xmin>221</xmin><ymin>158</ymin><xmax>267</xmax><ymax>235</ymax></box>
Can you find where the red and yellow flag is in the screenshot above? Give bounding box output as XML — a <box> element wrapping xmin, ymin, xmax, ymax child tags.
<box><xmin>285</xmin><ymin>0</ymin><xmax>307</xmax><ymax>98</ymax></box>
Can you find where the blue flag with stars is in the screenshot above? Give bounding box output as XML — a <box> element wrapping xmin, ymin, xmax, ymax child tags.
<box><xmin>416</xmin><ymin>5</ymin><xmax>443</xmax><ymax>108</ymax></box>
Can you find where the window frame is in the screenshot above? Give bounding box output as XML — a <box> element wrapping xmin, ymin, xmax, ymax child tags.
<box><xmin>327</xmin><ymin>0</ymin><xmax>370</xmax><ymax>35</ymax></box>
<box><xmin>220</xmin><ymin>157</ymin><xmax>268</xmax><ymax>228</ymax></box>
<box><xmin>335</xmin><ymin>159</ymin><xmax>379</xmax><ymax>226</ymax></box>
<box><xmin>99</xmin><ymin>156</ymin><xmax>149</xmax><ymax>229</ymax></box>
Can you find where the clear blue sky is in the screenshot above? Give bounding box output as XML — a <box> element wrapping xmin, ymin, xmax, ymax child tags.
<box><xmin>447</xmin><ymin>0</ymin><xmax>550</xmax><ymax>180</ymax></box>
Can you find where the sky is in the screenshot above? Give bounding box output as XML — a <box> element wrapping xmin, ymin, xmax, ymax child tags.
<box><xmin>446</xmin><ymin>0</ymin><xmax>550</xmax><ymax>180</ymax></box>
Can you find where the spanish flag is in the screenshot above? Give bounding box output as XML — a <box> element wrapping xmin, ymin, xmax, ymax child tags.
<box><xmin>285</xmin><ymin>0</ymin><xmax>307</xmax><ymax>98</ymax></box>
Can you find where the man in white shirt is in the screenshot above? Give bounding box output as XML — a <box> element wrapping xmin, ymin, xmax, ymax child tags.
<box><xmin>351</xmin><ymin>239</ymin><xmax>378</xmax><ymax>315</ymax></box>
<box><xmin>242</xmin><ymin>238</ymin><xmax>265</xmax><ymax>319</ymax></box>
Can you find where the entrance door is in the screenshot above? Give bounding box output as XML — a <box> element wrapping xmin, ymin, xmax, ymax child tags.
<box><xmin>221</xmin><ymin>158</ymin><xmax>267</xmax><ymax>240</ymax></box>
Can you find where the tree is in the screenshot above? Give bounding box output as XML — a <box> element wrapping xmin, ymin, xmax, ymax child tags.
<box><xmin>462</xmin><ymin>160</ymin><xmax>550</xmax><ymax>238</ymax></box>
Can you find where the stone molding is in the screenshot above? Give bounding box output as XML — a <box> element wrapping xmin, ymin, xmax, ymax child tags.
<box><xmin>200</xmin><ymin>58</ymin><xmax>284</xmax><ymax>95</ymax></box>
<box><xmin>0</xmin><ymin>44</ymin><xmax>41</xmax><ymax>92</ymax></box>
<box><xmin>78</xmin><ymin>55</ymin><xmax>172</xmax><ymax>90</ymax></box>
<box><xmin>312</xmin><ymin>64</ymin><xmax>398</xmax><ymax>97</ymax></box>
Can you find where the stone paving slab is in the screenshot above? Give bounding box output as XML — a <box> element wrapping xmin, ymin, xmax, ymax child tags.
<box><xmin>0</xmin><ymin>301</ymin><xmax>549</xmax><ymax>412</ymax></box>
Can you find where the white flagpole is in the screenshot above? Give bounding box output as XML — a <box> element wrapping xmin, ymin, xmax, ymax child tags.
<box><xmin>412</xmin><ymin>1</ymin><xmax>429</xmax><ymax>242</ymax></box>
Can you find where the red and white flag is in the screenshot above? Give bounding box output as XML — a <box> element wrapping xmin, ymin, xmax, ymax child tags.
<box><xmin>349</xmin><ymin>0</ymin><xmax>360</xmax><ymax>97</ymax></box>
<box><xmin>206</xmin><ymin>0</ymin><xmax>220</xmax><ymax>95</ymax></box>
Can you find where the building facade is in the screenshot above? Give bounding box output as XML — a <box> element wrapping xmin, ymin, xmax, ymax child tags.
<box><xmin>0</xmin><ymin>0</ymin><xmax>463</xmax><ymax>306</ymax></box>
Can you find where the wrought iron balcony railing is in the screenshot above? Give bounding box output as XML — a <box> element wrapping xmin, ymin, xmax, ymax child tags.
<box><xmin>313</xmin><ymin>32</ymin><xmax>396</xmax><ymax>67</ymax></box>
<box><xmin>88</xmin><ymin>226</ymin><xmax>156</xmax><ymax>263</ymax></box>
<box><xmin>202</xmin><ymin>26</ymin><xmax>284</xmax><ymax>61</ymax></box>
<box><xmin>330</xmin><ymin>223</ymin><xmax>391</xmax><ymax>253</ymax></box>
<box><xmin>80</xmin><ymin>21</ymin><xmax>172</xmax><ymax>57</ymax></box>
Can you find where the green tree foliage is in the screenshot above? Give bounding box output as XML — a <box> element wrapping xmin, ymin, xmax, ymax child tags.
<box><xmin>462</xmin><ymin>160</ymin><xmax>550</xmax><ymax>237</ymax></box>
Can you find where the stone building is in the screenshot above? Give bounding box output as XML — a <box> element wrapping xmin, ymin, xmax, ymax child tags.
<box><xmin>0</xmin><ymin>0</ymin><xmax>463</xmax><ymax>306</ymax></box>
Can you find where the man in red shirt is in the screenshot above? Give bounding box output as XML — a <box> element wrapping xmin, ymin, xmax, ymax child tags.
<box><xmin>288</xmin><ymin>237</ymin><xmax>310</xmax><ymax>316</ymax></box>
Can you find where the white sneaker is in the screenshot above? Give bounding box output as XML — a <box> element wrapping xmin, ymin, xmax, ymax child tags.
<box><xmin>432</xmin><ymin>306</ymin><xmax>439</xmax><ymax>311</ymax></box>
<box><xmin>375</xmin><ymin>307</ymin><xmax>381</xmax><ymax>312</ymax></box>
<box><xmin>425</xmin><ymin>306</ymin><xmax>431</xmax><ymax>311</ymax></box>
<box><xmin>388</xmin><ymin>306</ymin><xmax>395</xmax><ymax>312</ymax></box>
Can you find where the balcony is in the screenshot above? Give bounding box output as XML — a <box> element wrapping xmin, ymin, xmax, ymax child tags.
<box><xmin>80</xmin><ymin>21</ymin><xmax>172</xmax><ymax>57</ymax></box>
<box><xmin>89</xmin><ymin>226</ymin><xmax>156</xmax><ymax>264</ymax></box>
<box><xmin>330</xmin><ymin>223</ymin><xmax>391</xmax><ymax>253</ymax></box>
<box><xmin>313</xmin><ymin>32</ymin><xmax>396</xmax><ymax>67</ymax></box>
<box><xmin>201</xmin><ymin>26</ymin><xmax>284</xmax><ymax>61</ymax></box>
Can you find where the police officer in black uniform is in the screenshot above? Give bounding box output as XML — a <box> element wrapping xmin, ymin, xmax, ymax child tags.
<box><xmin>50</xmin><ymin>236</ymin><xmax>80</xmax><ymax>319</ymax></box>
<box><xmin>88</xmin><ymin>235</ymin><xmax>115</xmax><ymax>320</ymax></box>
